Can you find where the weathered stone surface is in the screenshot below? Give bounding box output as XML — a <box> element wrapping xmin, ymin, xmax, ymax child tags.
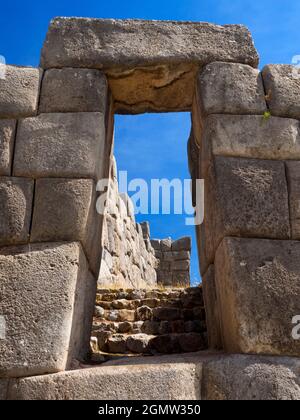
<box><xmin>13</xmin><ymin>113</ymin><xmax>106</xmax><ymax>179</ymax></box>
<box><xmin>41</xmin><ymin>18</ymin><xmax>258</xmax><ymax>113</ymax></box>
<box><xmin>0</xmin><ymin>379</ymin><xmax>8</xmax><ymax>400</ymax></box>
<box><xmin>262</xmin><ymin>64</ymin><xmax>300</xmax><ymax>120</ymax></box>
<box><xmin>0</xmin><ymin>65</ymin><xmax>41</xmax><ymax>118</ymax></box>
<box><xmin>202</xmin><ymin>157</ymin><xmax>290</xmax><ymax>271</ymax></box>
<box><xmin>160</xmin><ymin>238</ymin><xmax>172</xmax><ymax>252</ymax></box>
<box><xmin>202</xmin><ymin>354</ymin><xmax>300</xmax><ymax>400</ymax></box>
<box><xmin>126</xmin><ymin>334</ymin><xmax>153</xmax><ymax>354</ymax></box>
<box><xmin>0</xmin><ymin>242</ymin><xmax>96</xmax><ymax>378</ymax></box>
<box><xmin>39</xmin><ymin>68</ymin><xmax>108</xmax><ymax>113</ymax></box>
<box><xmin>197</xmin><ymin>62</ymin><xmax>266</xmax><ymax>116</ymax></box>
<box><xmin>174</xmin><ymin>271</ymin><xmax>190</xmax><ymax>286</ymax></box>
<box><xmin>107</xmin><ymin>335</ymin><xmax>127</xmax><ymax>353</ymax></box>
<box><xmin>172</xmin><ymin>237</ymin><xmax>191</xmax><ymax>251</ymax></box>
<box><xmin>0</xmin><ymin>120</ymin><xmax>16</xmax><ymax>176</ymax></box>
<box><xmin>31</xmin><ymin>178</ymin><xmax>102</xmax><ymax>274</ymax></box>
<box><xmin>215</xmin><ymin>238</ymin><xmax>300</xmax><ymax>356</ymax></box>
<box><xmin>0</xmin><ymin>177</ymin><xmax>34</xmax><ymax>246</ymax></box>
<box><xmin>286</xmin><ymin>162</ymin><xmax>300</xmax><ymax>239</ymax></box>
<box><xmin>172</xmin><ymin>260</ymin><xmax>190</xmax><ymax>271</ymax></box>
<box><xmin>201</xmin><ymin>114</ymin><xmax>300</xmax><ymax>164</ymax></box>
<box><xmin>202</xmin><ymin>266</ymin><xmax>222</xmax><ymax>350</ymax></box>
<box><xmin>9</xmin><ymin>354</ymin><xmax>203</xmax><ymax>400</ymax></box>
<box><xmin>153</xmin><ymin>307</ymin><xmax>181</xmax><ymax>321</ymax></box>
<box><xmin>136</xmin><ymin>306</ymin><xmax>153</xmax><ymax>321</ymax></box>
<box><xmin>178</xmin><ymin>333</ymin><xmax>207</xmax><ymax>352</ymax></box>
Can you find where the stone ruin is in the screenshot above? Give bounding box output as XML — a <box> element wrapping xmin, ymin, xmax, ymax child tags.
<box><xmin>0</xmin><ymin>17</ymin><xmax>300</xmax><ymax>400</ymax></box>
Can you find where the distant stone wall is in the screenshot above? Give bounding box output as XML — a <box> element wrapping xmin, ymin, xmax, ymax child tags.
<box><xmin>98</xmin><ymin>158</ymin><xmax>158</xmax><ymax>289</ymax></box>
<box><xmin>151</xmin><ymin>237</ymin><xmax>191</xmax><ymax>287</ymax></box>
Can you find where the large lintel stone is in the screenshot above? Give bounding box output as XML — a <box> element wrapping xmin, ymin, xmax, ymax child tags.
<box><xmin>40</xmin><ymin>18</ymin><xmax>258</xmax><ymax>113</ymax></box>
<box><xmin>0</xmin><ymin>120</ymin><xmax>16</xmax><ymax>176</ymax></box>
<box><xmin>262</xmin><ymin>65</ymin><xmax>300</xmax><ymax>120</ymax></box>
<box><xmin>0</xmin><ymin>65</ymin><xmax>41</xmax><ymax>118</ymax></box>
<box><xmin>215</xmin><ymin>237</ymin><xmax>300</xmax><ymax>357</ymax></box>
<box><xmin>0</xmin><ymin>177</ymin><xmax>34</xmax><ymax>246</ymax></box>
<box><xmin>13</xmin><ymin>113</ymin><xmax>106</xmax><ymax>179</ymax></box>
<box><xmin>39</xmin><ymin>68</ymin><xmax>108</xmax><ymax>113</ymax></box>
<box><xmin>0</xmin><ymin>242</ymin><xmax>96</xmax><ymax>378</ymax></box>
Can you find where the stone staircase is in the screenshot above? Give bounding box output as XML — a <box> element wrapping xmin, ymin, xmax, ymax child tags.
<box><xmin>90</xmin><ymin>287</ymin><xmax>207</xmax><ymax>362</ymax></box>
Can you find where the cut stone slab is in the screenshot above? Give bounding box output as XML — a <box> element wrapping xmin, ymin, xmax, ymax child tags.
<box><xmin>41</xmin><ymin>18</ymin><xmax>258</xmax><ymax>113</ymax></box>
<box><xmin>0</xmin><ymin>120</ymin><xmax>17</xmax><ymax>176</ymax></box>
<box><xmin>202</xmin><ymin>265</ymin><xmax>222</xmax><ymax>350</ymax></box>
<box><xmin>172</xmin><ymin>237</ymin><xmax>191</xmax><ymax>251</ymax></box>
<box><xmin>202</xmin><ymin>354</ymin><xmax>300</xmax><ymax>400</ymax></box>
<box><xmin>0</xmin><ymin>65</ymin><xmax>42</xmax><ymax>118</ymax></box>
<box><xmin>13</xmin><ymin>112</ymin><xmax>106</xmax><ymax>180</ymax></box>
<box><xmin>0</xmin><ymin>241</ymin><xmax>96</xmax><ymax>378</ymax></box>
<box><xmin>202</xmin><ymin>157</ymin><xmax>290</xmax><ymax>268</ymax></box>
<box><xmin>286</xmin><ymin>162</ymin><xmax>300</xmax><ymax>239</ymax></box>
<box><xmin>262</xmin><ymin>64</ymin><xmax>300</xmax><ymax>120</ymax></box>
<box><xmin>215</xmin><ymin>237</ymin><xmax>300</xmax><ymax>356</ymax></box>
<box><xmin>200</xmin><ymin>115</ymin><xmax>300</xmax><ymax>168</ymax></box>
<box><xmin>197</xmin><ymin>62</ymin><xmax>266</xmax><ymax>117</ymax></box>
<box><xmin>0</xmin><ymin>379</ymin><xmax>8</xmax><ymax>400</ymax></box>
<box><xmin>39</xmin><ymin>68</ymin><xmax>108</xmax><ymax>113</ymax></box>
<box><xmin>0</xmin><ymin>177</ymin><xmax>34</xmax><ymax>246</ymax></box>
<box><xmin>31</xmin><ymin>178</ymin><xmax>102</xmax><ymax>274</ymax></box>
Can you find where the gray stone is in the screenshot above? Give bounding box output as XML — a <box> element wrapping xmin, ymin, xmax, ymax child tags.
<box><xmin>160</xmin><ymin>238</ymin><xmax>172</xmax><ymax>252</ymax></box>
<box><xmin>0</xmin><ymin>65</ymin><xmax>41</xmax><ymax>118</ymax></box>
<box><xmin>262</xmin><ymin>64</ymin><xmax>300</xmax><ymax>120</ymax></box>
<box><xmin>118</xmin><ymin>322</ymin><xmax>132</xmax><ymax>334</ymax></box>
<box><xmin>136</xmin><ymin>306</ymin><xmax>153</xmax><ymax>321</ymax></box>
<box><xmin>13</xmin><ymin>112</ymin><xmax>106</xmax><ymax>179</ymax></box>
<box><xmin>0</xmin><ymin>177</ymin><xmax>34</xmax><ymax>246</ymax></box>
<box><xmin>172</xmin><ymin>260</ymin><xmax>190</xmax><ymax>271</ymax></box>
<box><xmin>172</xmin><ymin>237</ymin><xmax>191</xmax><ymax>251</ymax></box>
<box><xmin>107</xmin><ymin>335</ymin><xmax>127</xmax><ymax>354</ymax></box>
<box><xmin>39</xmin><ymin>68</ymin><xmax>108</xmax><ymax>113</ymax></box>
<box><xmin>126</xmin><ymin>334</ymin><xmax>153</xmax><ymax>354</ymax></box>
<box><xmin>215</xmin><ymin>237</ymin><xmax>300</xmax><ymax>356</ymax></box>
<box><xmin>198</xmin><ymin>62</ymin><xmax>266</xmax><ymax>117</ymax></box>
<box><xmin>202</xmin><ymin>266</ymin><xmax>222</xmax><ymax>350</ymax></box>
<box><xmin>31</xmin><ymin>178</ymin><xmax>102</xmax><ymax>275</ymax></box>
<box><xmin>140</xmin><ymin>222</ymin><xmax>150</xmax><ymax>239</ymax></box>
<box><xmin>286</xmin><ymin>162</ymin><xmax>300</xmax><ymax>239</ymax></box>
<box><xmin>0</xmin><ymin>379</ymin><xmax>8</xmax><ymax>400</ymax></box>
<box><xmin>202</xmin><ymin>354</ymin><xmax>300</xmax><ymax>400</ymax></box>
<box><xmin>173</xmin><ymin>251</ymin><xmax>190</xmax><ymax>261</ymax></box>
<box><xmin>141</xmin><ymin>321</ymin><xmax>160</xmax><ymax>335</ymax></box>
<box><xmin>0</xmin><ymin>242</ymin><xmax>96</xmax><ymax>378</ymax></box>
<box><xmin>178</xmin><ymin>333</ymin><xmax>207</xmax><ymax>353</ymax></box>
<box><xmin>41</xmin><ymin>18</ymin><xmax>258</xmax><ymax>113</ymax></box>
<box><xmin>201</xmin><ymin>114</ymin><xmax>300</xmax><ymax>165</ymax></box>
<box><xmin>0</xmin><ymin>120</ymin><xmax>16</xmax><ymax>176</ymax></box>
<box><xmin>150</xmin><ymin>239</ymin><xmax>161</xmax><ymax>250</ymax></box>
<box><xmin>94</xmin><ymin>306</ymin><xmax>105</xmax><ymax>318</ymax></box>
<box><xmin>153</xmin><ymin>307</ymin><xmax>181</xmax><ymax>321</ymax></box>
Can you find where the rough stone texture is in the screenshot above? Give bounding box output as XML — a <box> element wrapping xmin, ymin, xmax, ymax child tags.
<box><xmin>0</xmin><ymin>65</ymin><xmax>41</xmax><ymax>118</ymax></box>
<box><xmin>197</xmin><ymin>62</ymin><xmax>266</xmax><ymax>116</ymax></box>
<box><xmin>262</xmin><ymin>64</ymin><xmax>300</xmax><ymax>120</ymax></box>
<box><xmin>200</xmin><ymin>156</ymin><xmax>290</xmax><ymax>274</ymax></box>
<box><xmin>202</xmin><ymin>354</ymin><xmax>300</xmax><ymax>400</ymax></box>
<box><xmin>0</xmin><ymin>379</ymin><xmax>8</xmax><ymax>400</ymax></box>
<box><xmin>200</xmin><ymin>114</ymin><xmax>300</xmax><ymax>164</ymax></box>
<box><xmin>202</xmin><ymin>266</ymin><xmax>222</xmax><ymax>350</ymax></box>
<box><xmin>286</xmin><ymin>161</ymin><xmax>300</xmax><ymax>239</ymax></box>
<box><xmin>0</xmin><ymin>242</ymin><xmax>96</xmax><ymax>378</ymax></box>
<box><xmin>215</xmin><ymin>238</ymin><xmax>300</xmax><ymax>356</ymax></box>
<box><xmin>41</xmin><ymin>18</ymin><xmax>258</xmax><ymax>113</ymax></box>
<box><xmin>39</xmin><ymin>68</ymin><xmax>108</xmax><ymax>113</ymax></box>
<box><xmin>0</xmin><ymin>177</ymin><xmax>34</xmax><ymax>246</ymax></box>
<box><xmin>31</xmin><ymin>178</ymin><xmax>102</xmax><ymax>274</ymax></box>
<box><xmin>13</xmin><ymin>112</ymin><xmax>106</xmax><ymax>180</ymax></box>
<box><xmin>0</xmin><ymin>120</ymin><xmax>17</xmax><ymax>176</ymax></box>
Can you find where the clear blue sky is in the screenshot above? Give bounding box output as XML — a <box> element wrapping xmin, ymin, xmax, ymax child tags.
<box><xmin>1</xmin><ymin>0</ymin><xmax>299</xmax><ymax>285</ymax></box>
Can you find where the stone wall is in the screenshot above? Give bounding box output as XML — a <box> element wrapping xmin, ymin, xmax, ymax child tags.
<box><xmin>151</xmin><ymin>237</ymin><xmax>191</xmax><ymax>287</ymax></box>
<box><xmin>99</xmin><ymin>157</ymin><xmax>158</xmax><ymax>289</ymax></box>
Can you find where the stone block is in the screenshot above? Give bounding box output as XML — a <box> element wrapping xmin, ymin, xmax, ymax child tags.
<box><xmin>107</xmin><ymin>335</ymin><xmax>127</xmax><ymax>353</ymax></box>
<box><xmin>202</xmin><ymin>266</ymin><xmax>222</xmax><ymax>350</ymax></box>
<box><xmin>0</xmin><ymin>65</ymin><xmax>41</xmax><ymax>118</ymax></box>
<box><xmin>178</xmin><ymin>333</ymin><xmax>207</xmax><ymax>353</ymax></box>
<box><xmin>171</xmin><ymin>260</ymin><xmax>190</xmax><ymax>271</ymax></box>
<box><xmin>262</xmin><ymin>64</ymin><xmax>300</xmax><ymax>119</ymax></box>
<box><xmin>202</xmin><ymin>354</ymin><xmax>300</xmax><ymax>400</ymax></box>
<box><xmin>197</xmin><ymin>62</ymin><xmax>266</xmax><ymax>117</ymax></box>
<box><xmin>150</xmin><ymin>239</ymin><xmax>161</xmax><ymax>250</ymax></box>
<box><xmin>0</xmin><ymin>120</ymin><xmax>17</xmax><ymax>176</ymax></box>
<box><xmin>203</xmin><ymin>157</ymin><xmax>290</xmax><ymax>269</ymax></box>
<box><xmin>215</xmin><ymin>237</ymin><xmax>300</xmax><ymax>356</ymax></box>
<box><xmin>160</xmin><ymin>238</ymin><xmax>172</xmax><ymax>252</ymax></box>
<box><xmin>13</xmin><ymin>112</ymin><xmax>106</xmax><ymax>179</ymax></box>
<box><xmin>173</xmin><ymin>271</ymin><xmax>190</xmax><ymax>287</ymax></box>
<box><xmin>0</xmin><ymin>177</ymin><xmax>34</xmax><ymax>246</ymax></box>
<box><xmin>0</xmin><ymin>242</ymin><xmax>96</xmax><ymax>378</ymax></box>
<box><xmin>172</xmin><ymin>237</ymin><xmax>191</xmax><ymax>251</ymax></box>
<box><xmin>39</xmin><ymin>68</ymin><xmax>108</xmax><ymax>113</ymax></box>
<box><xmin>31</xmin><ymin>178</ymin><xmax>102</xmax><ymax>274</ymax></box>
<box><xmin>201</xmin><ymin>114</ymin><xmax>300</xmax><ymax>166</ymax></box>
<box><xmin>126</xmin><ymin>334</ymin><xmax>153</xmax><ymax>354</ymax></box>
<box><xmin>0</xmin><ymin>379</ymin><xmax>8</xmax><ymax>400</ymax></box>
<box><xmin>153</xmin><ymin>307</ymin><xmax>181</xmax><ymax>321</ymax></box>
<box><xmin>286</xmin><ymin>162</ymin><xmax>300</xmax><ymax>239</ymax></box>
<box><xmin>41</xmin><ymin>18</ymin><xmax>258</xmax><ymax>113</ymax></box>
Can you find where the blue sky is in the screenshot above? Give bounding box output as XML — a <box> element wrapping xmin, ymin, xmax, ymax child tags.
<box><xmin>1</xmin><ymin>0</ymin><xmax>299</xmax><ymax>284</ymax></box>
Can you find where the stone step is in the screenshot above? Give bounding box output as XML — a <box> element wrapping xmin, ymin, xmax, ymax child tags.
<box><xmin>91</xmin><ymin>332</ymin><xmax>208</xmax><ymax>355</ymax></box>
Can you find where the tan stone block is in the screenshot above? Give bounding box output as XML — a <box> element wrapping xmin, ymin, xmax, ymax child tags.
<box><xmin>286</xmin><ymin>161</ymin><xmax>300</xmax><ymax>239</ymax></box>
<box><xmin>0</xmin><ymin>120</ymin><xmax>16</xmax><ymax>176</ymax></box>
